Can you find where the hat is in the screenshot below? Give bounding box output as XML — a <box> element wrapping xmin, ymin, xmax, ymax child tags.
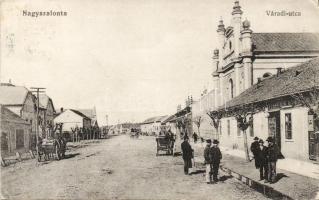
<box><xmin>254</xmin><ymin>137</ymin><xmax>259</xmax><ymax>141</ymax></box>
<box><xmin>206</xmin><ymin>139</ymin><xmax>212</xmax><ymax>143</ymax></box>
<box><xmin>266</xmin><ymin>137</ymin><xmax>274</xmax><ymax>142</ymax></box>
<box><xmin>258</xmin><ymin>139</ymin><xmax>264</xmax><ymax>144</ymax></box>
<box><xmin>213</xmin><ymin>139</ymin><xmax>219</xmax><ymax>144</ymax></box>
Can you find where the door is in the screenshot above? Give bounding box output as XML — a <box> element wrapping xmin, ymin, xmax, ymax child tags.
<box><xmin>268</xmin><ymin>111</ymin><xmax>281</xmax><ymax>150</ymax></box>
<box><xmin>309</xmin><ymin>117</ymin><xmax>319</xmax><ymax>161</ymax></box>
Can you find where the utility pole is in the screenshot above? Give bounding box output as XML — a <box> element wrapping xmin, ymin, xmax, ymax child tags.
<box><xmin>30</xmin><ymin>87</ymin><xmax>46</xmax><ymax>162</ymax></box>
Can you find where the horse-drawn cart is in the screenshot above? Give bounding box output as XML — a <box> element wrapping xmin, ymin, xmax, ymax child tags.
<box><xmin>37</xmin><ymin>138</ymin><xmax>66</xmax><ymax>161</ymax></box>
<box><xmin>156</xmin><ymin>136</ymin><xmax>174</xmax><ymax>156</ymax></box>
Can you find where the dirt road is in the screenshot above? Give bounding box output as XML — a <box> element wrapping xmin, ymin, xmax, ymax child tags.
<box><xmin>1</xmin><ymin>135</ymin><xmax>269</xmax><ymax>199</ymax></box>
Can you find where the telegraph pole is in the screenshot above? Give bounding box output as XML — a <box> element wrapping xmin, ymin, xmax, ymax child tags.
<box><xmin>30</xmin><ymin>87</ymin><xmax>46</xmax><ymax>161</ymax></box>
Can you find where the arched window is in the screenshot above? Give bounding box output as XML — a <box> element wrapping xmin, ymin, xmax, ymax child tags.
<box><xmin>229</xmin><ymin>79</ymin><xmax>234</xmax><ymax>99</ymax></box>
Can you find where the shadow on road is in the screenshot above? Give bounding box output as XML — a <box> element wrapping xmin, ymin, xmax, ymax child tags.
<box><xmin>190</xmin><ymin>169</ymin><xmax>205</xmax><ymax>175</ymax></box>
<box><xmin>219</xmin><ymin>175</ymin><xmax>232</xmax><ymax>182</ymax></box>
<box><xmin>64</xmin><ymin>153</ymin><xmax>80</xmax><ymax>159</ymax></box>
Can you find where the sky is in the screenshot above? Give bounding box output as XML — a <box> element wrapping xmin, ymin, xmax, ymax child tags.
<box><xmin>1</xmin><ymin>0</ymin><xmax>319</xmax><ymax>125</ymax></box>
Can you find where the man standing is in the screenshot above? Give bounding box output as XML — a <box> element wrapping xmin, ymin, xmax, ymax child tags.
<box><xmin>181</xmin><ymin>136</ymin><xmax>193</xmax><ymax>175</ymax></box>
<box><xmin>211</xmin><ymin>139</ymin><xmax>222</xmax><ymax>182</ymax></box>
<box><xmin>193</xmin><ymin>132</ymin><xmax>198</xmax><ymax>143</ymax></box>
<box><xmin>266</xmin><ymin>137</ymin><xmax>279</xmax><ymax>183</ymax></box>
<box><xmin>204</xmin><ymin>139</ymin><xmax>212</xmax><ymax>184</ymax></box>
<box><xmin>250</xmin><ymin>137</ymin><xmax>260</xmax><ymax>168</ymax></box>
<box><xmin>256</xmin><ymin>139</ymin><xmax>268</xmax><ymax>182</ymax></box>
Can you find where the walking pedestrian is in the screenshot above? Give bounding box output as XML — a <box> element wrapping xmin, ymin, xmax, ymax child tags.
<box><xmin>250</xmin><ymin>136</ymin><xmax>260</xmax><ymax>168</ymax></box>
<box><xmin>204</xmin><ymin>139</ymin><xmax>212</xmax><ymax>184</ymax></box>
<box><xmin>266</xmin><ymin>136</ymin><xmax>279</xmax><ymax>183</ymax></box>
<box><xmin>211</xmin><ymin>139</ymin><xmax>222</xmax><ymax>182</ymax></box>
<box><xmin>193</xmin><ymin>132</ymin><xmax>198</xmax><ymax>143</ymax></box>
<box><xmin>256</xmin><ymin>139</ymin><xmax>268</xmax><ymax>182</ymax></box>
<box><xmin>181</xmin><ymin>136</ymin><xmax>193</xmax><ymax>175</ymax></box>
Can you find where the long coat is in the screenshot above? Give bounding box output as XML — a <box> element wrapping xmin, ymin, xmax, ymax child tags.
<box><xmin>181</xmin><ymin>141</ymin><xmax>193</xmax><ymax>160</ymax></box>
<box><xmin>256</xmin><ymin>146</ymin><xmax>268</xmax><ymax>167</ymax></box>
<box><xmin>267</xmin><ymin>144</ymin><xmax>279</xmax><ymax>162</ymax></box>
<box><xmin>250</xmin><ymin>141</ymin><xmax>260</xmax><ymax>168</ymax></box>
<box><xmin>210</xmin><ymin>146</ymin><xmax>222</xmax><ymax>164</ymax></box>
<box><xmin>204</xmin><ymin>146</ymin><xmax>212</xmax><ymax>164</ymax></box>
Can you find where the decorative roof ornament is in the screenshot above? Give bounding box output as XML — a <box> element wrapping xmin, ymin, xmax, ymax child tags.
<box><xmin>217</xmin><ymin>18</ymin><xmax>226</xmax><ymax>32</ymax></box>
<box><xmin>242</xmin><ymin>18</ymin><xmax>250</xmax><ymax>30</ymax></box>
<box><xmin>232</xmin><ymin>1</ymin><xmax>243</xmax><ymax>15</ymax></box>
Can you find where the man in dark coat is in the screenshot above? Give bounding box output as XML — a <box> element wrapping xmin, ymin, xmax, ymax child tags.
<box><xmin>193</xmin><ymin>132</ymin><xmax>198</xmax><ymax>143</ymax></box>
<box><xmin>266</xmin><ymin>136</ymin><xmax>279</xmax><ymax>183</ymax></box>
<box><xmin>204</xmin><ymin>139</ymin><xmax>212</xmax><ymax>184</ymax></box>
<box><xmin>250</xmin><ymin>137</ymin><xmax>260</xmax><ymax>168</ymax></box>
<box><xmin>181</xmin><ymin>136</ymin><xmax>193</xmax><ymax>175</ymax></box>
<box><xmin>256</xmin><ymin>139</ymin><xmax>268</xmax><ymax>181</ymax></box>
<box><xmin>211</xmin><ymin>139</ymin><xmax>222</xmax><ymax>182</ymax></box>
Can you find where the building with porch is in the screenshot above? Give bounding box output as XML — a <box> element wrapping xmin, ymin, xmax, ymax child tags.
<box><xmin>1</xmin><ymin>106</ymin><xmax>32</xmax><ymax>157</ymax></box>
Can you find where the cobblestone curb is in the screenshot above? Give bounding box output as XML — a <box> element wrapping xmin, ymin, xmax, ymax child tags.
<box><xmin>219</xmin><ymin>165</ymin><xmax>293</xmax><ymax>200</ymax></box>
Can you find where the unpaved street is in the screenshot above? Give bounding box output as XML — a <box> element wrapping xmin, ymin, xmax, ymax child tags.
<box><xmin>1</xmin><ymin>135</ymin><xmax>268</xmax><ymax>200</ymax></box>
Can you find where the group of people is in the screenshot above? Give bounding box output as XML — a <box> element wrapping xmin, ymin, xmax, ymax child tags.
<box><xmin>181</xmin><ymin>136</ymin><xmax>222</xmax><ymax>184</ymax></box>
<box><xmin>204</xmin><ymin>139</ymin><xmax>222</xmax><ymax>184</ymax></box>
<box><xmin>250</xmin><ymin>136</ymin><xmax>280</xmax><ymax>183</ymax></box>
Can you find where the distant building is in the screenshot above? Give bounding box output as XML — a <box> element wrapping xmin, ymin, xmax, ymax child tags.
<box><xmin>140</xmin><ymin>116</ymin><xmax>168</xmax><ymax>136</ymax></box>
<box><xmin>54</xmin><ymin>109</ymin><xmax>91</xmax><ymax>132</ymax></box>
<box><xmin>78</xmin><ymin>107</ymin><xmax>98</xmax><ymax>127</ymax></box>
<box><xmin>1</xmin><ymin>106</ymin><xmax>31</xmax><ymax>157</ymax></box>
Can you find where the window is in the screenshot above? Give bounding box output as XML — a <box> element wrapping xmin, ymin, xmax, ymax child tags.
<box><xmin>285</xmin><ymin>113</ymin><xmax>292</xmax><ymax>139</ymax></box>
<box><xmin>229</xmin><ymin>79</ymin><xmax>234</xmax><ymax>99</ymax></box>
<box><xmin>229</xmin><ymin>41</ymin><xmax>232</xmax><ymax>50</ymax></box>
<box><xmin>250</xmin><ymin>117</ymin><xmax>254</xmax><ymax>137</ymax></box>
<box><xmin>16</xmin><ymin>129</ymin><xmax>24</xmax><ymax>149</ymax></box>
<box><xmin>227</xmin><ymin>120</ymin><xmax>230</xmax><ymax>136</ymax></box>
<box><xmin>1</xmin><ymin>132</ymin><xmax>9</xmax><ymax>151</ymax></box>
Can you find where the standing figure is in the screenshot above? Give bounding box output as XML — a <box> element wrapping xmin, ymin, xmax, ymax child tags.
<box><xmin>256</xmin><ymin>139</ymin><xmax>268</xmax><ymax>182</ymax></box>
<box><xmin>204</xmin><ymin>139</ymin><xmax>212</xmax><ymax>184</ymax></box>
<box><xmin>250</xmin><ymin>137</ymin><xmax>260</xmax><ymax>168</ymax></box>
<box><xmin>211</xmin><ymin>139</ymin><xmax>222</xmax><ymax>182</ymax></box>
<box><xmin>193</xmin><ymin>132</ymin><xmax>198</xmax><ymax>143</ymax></box>
<box><xmin>266</xmin><ymin>137</ymin><xmax>279</xmax><ymax>183</ymax></box>
<box><xmin>181</xmin><ymin>136</ymin><xmax>193</xmax><ymax>175</ymax></box>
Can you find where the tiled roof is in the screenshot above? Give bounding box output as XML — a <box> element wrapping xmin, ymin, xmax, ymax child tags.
<box><xmin>77</xmin><ymin>108</ymin><xmax>96</xmax><ymax>119</ymax></box>
<box><xmin>69</xmin><ymin>109</ymin><xmax>91</xmax><ymax>120</ymax></box>
<box><xmin>252</xmin><ymin>33</ymin><xmax>319</xmax><ymax>52</ymax></box>
<box><xmin>142</xmin><ymin>115</ymin><xmax>168</xmax><ymax>124</ymax></box>
<box><xmin>221</xmin><ymin>57</ymin><xmax>319</xmax><ymax>109</ymax></box>
<box><xmin>0</xmin><ymin>85</ymin><xmax>29</xmax><ymax>105</ymax></box>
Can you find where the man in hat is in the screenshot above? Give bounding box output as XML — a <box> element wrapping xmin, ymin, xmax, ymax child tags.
<box><xmin>211</xmin><ymin>139</ymin><xmax>222</xmax><ymax>182</ymax></box>
<box><xmin>204</xmin><ymin>139</ymin><xmax>213</xmax><ymax>184</ymax></box>
<box><xmin>266</xmin><ymin>136</ymin><xmax>279</xmax><ymax>183</ymax></box>
<box><xmin>256</xmin><ymin>139</ymin><xmax>268</xmax><ymax>181</ymax></box>
<box><xmin>181</xmin><ymin>135</ymin><xmax>193</xmax><ymax>175</ymax></box>
<box><xmin>250</xmin><ymin>136</ymin><xmax>260</xmax><ymax>168</ymax></box>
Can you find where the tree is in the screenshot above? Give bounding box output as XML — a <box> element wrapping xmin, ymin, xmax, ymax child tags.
<box><xmin>207</xmin><ymin>110</ymin><xmax>222</xmax><ymax>140</ymax></box>
<box><xmin>235</xmin><ymin>112</ymin><xmax>253</xmax><ymax>162</ymax></box>
<box><xmin>193</xmin><ymin>116</ymin><xmax>203</xmax><ymax>137</ymax></box>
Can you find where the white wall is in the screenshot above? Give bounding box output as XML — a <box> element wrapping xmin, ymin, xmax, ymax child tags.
<box><xmin>54</xmin><ymin>110</ymin><xmax>83</xmax><ymax>132</ymax></box>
